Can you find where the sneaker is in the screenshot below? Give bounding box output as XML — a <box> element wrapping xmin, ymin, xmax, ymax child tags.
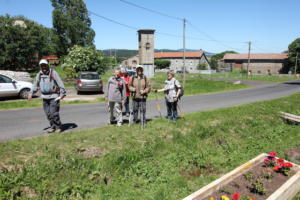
<box><xmin>116</xmin><ymin>123</ymin><xmax>122</xmax><ymax>127</ymax></box>
<box><xmin>47</xmin><ymin>128</ymin><xmax>55</xmax><ymax>133</ymax></box>
<box><xmin>126</xmin><ymin>113</ymin><xmax>130</xmax><ymax>117</ymax></box>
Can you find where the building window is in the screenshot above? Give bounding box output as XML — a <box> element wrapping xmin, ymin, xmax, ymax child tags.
<box><xmin>257</xmin><ymin>70</ymin><xmax>261</xmax><ymax>74</ymax></box>
<box><xmin>132</xmin><ymin>60</ymin><xmax>137</xmax><ymax>65</ymax></box>
<box><xmin>146</xmin><ymin>42</ymin><xmax>150</xmax><ymax>50</ymax></box>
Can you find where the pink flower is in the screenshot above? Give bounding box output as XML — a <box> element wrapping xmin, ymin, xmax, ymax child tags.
<box><xmin>264</xmin><ymin>158</ymin><xmax>270</xmax><ymax>162</ymax></box>
<box><xmin>273</xmin><ymin>165</ymin><xmax>281</xmax><ymax>171</ymax></box>
<box><xmin>284</xmin><ymin>162</ymin><xmax>293</xmax><ymax>168</ymax></box>
<box><xmin>276</xmin><ymin>158</ymin><xmax>284</xmax><ymax>164</ymax></box>
<box><xmin>232</xmin><ymin>192</ymin><xmax>240</xmax><ymax>200</ymax></box>
<box><xmin>269</xmin><ymin>152</ymin><xmax>277</xmax><ymax>157</ymax></box>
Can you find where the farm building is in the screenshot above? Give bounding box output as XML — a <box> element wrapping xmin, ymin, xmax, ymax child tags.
<box><xmin>221</xmin><ymin>53</ymin><xmax>288</xmax><ymax>74</ymax></box>
<box><xmin>154</xmin><ymin>51</ymin><xmax>211</xmax><ymax>73</ymax></box>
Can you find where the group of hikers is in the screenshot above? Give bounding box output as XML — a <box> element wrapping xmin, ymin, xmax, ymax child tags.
<box><xmin>29</xmin><ymin>59</ymin><xmax>183</xmax><ymax>133</ymax></box>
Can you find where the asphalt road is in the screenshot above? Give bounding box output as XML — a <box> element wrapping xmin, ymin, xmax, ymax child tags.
<box><xmin>1</xmin><ymin>80</ymin><xmax>300</xmax><ymax>142</ymax></box>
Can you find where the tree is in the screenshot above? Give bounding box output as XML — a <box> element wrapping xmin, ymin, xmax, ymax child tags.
<box><xmin>197</xmin><ymin>63</ymin><xmax>208</xmax><ymax>70</ymax></box>
<box><xmin>0</xmin><ymin>15</ymin><xmax>57</xmax><ymax>71</ymax></box>
<box><xmin>62</xmin><ymin>45</ymin><xmax>107</xmax><ymax>78</ymax></box>
<box><xmin>154</xmin><ymin>59</ymin><xmax>171</xmax><ymax>69</ymax></box>
<box><xmin>210</xmin><ymin>51</ymin><xmax>238</xmax><ymax>70</ymax></box>
<box><xmin>51</xmin><ymin>0</ymin><xmax>95</xmax><ymax>56</ymax></box>
<box><xmin>288</xmin><ymin>38</ymin><xmax>300</xmax><ymax>73</ymax></box>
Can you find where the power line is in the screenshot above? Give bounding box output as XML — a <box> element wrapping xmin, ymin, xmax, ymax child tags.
<box><xmin>89</xmin><ymin>10</ymin><xmax>139</xmax><ymax>30</ymax></box>
<box><xmin>119</xmin><ymin>0</ymin><xmax>182</xmax><ymax>21</ymax></box>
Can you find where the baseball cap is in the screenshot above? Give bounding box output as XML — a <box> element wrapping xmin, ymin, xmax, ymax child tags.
<box><xmin>39</xmin><ymin>59</ymin><xmax>48</xmax><ymax>65</ymax></box>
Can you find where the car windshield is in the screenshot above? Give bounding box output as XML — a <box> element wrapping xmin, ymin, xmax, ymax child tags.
<box><xmin>0</xmin><ymin>75</ymin><xmax>12</xmax><ymax>83</ymax></box>
<box><xmin>80</xmin><ymin>74</ymin><xmax>99</xmax><ymax>80</ymax></box>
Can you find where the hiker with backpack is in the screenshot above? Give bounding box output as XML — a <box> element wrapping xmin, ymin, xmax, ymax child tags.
<box><xmin>154</xmin><ymin>71</ymin><xmax>182</xmax><ymax>121</ymax></box>
<box><xmin>105</xmin><ymin>69</ymin><xmax>126</xmax><ymax>126</ymax></box>
<box><xmin>129</xmin><ymin>66</ymin><xmax>151</xmax><ymax>126</ymax></box>
<box><xmin>28</xmin><ymin>59</ymin><xmax>66</xmax><ymax>133</ymax></box>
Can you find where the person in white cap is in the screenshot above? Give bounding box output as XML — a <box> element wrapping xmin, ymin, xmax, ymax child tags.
<box><xmin>28</xmin><ymin>59</ymin><xmax>66</xmax><ymax>133</ymax></box>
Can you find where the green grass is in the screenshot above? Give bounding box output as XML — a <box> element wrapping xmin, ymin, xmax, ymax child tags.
<box><xmin>1</xmin><ymin>92</ymin><xmax>300</xmax><ymax>199</ymax></box>
<box><xmin>0</xmin><ymin>72</ymin><xmax>247</xmax><ymax>110</ymax></box>
<box><xmin>0</xmin><ymin>97</ymin><xmax>105</xmax><ymax>110</ymax></box>
<box><xmin>203</xmin><ymin>72</ymin><xmax>299</xmax><ymax>82</ymax></box>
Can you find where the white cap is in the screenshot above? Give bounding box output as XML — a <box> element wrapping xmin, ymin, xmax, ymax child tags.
<box><xmin>39</xmin><ymin>59</ymin><xmax>48</xmax><ymax>65</ymax></box>
<box><xmin>136</xmin><ymin>65</ymin><xmax>143</xmax><ymax>71</ymax></box>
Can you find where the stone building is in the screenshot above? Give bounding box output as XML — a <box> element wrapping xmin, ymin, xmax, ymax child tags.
<box><xmin>121</xmin><ymin>55</ymin><xmax>140</xmax><ymax>69</ymax></box>
<box><xmin>222</xmin><ymin>53</ymin><xmax>288</xmax><ymax>74</ymax></box>
<box><xmin>154</xmin><ymin>51</ymin><xmax>211</xmax><ymax>73</ymax></box>
<box><xmin>138</xmin><ymin>29</ymin><xmax>155</xmax><ymax>78</ymax></box>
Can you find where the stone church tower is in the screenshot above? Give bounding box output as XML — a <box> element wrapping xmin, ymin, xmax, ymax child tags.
<box><xmin>138</xmin><ymin>29</ymin><xmax>155</xmax><ymax>78</ymax></box>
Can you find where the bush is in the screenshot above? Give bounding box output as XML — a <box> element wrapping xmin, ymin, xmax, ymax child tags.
<box><xmin>62</xmin><ymin>45</ymin><xmax>107</xmax><ymax>78</ymax></box>
<box><xmin>197</xmin><ymin>63</ymin><xmax>208</xmax><ymax>70</ymax></box>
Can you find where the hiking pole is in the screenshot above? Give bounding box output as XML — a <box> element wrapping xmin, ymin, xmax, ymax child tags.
<box><xmin>140</xmin><ymin>102</ymin><xmax>145</xmax><ymax>129</ymax></box>
<box><xmin>155</xmin><ymin>93</ymin><xmax>162</xmax><ymax>118</ymax></box>
<box><xmin>177</xmin><ymin>99</ymin><xmax>184</xmax><ymax>120</ymax></box>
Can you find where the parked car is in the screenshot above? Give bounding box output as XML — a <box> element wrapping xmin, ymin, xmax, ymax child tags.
<box><xmin>176</xmin><ymin>70</ymin><xmax>189</xmax><ymax>74</ymax></box>
<box><xmin>75</xmin><ymin>72</ymin><xmax>103</xmax><ymax>94</ymax></box>
<box><xmin>0</xmin><ymin>74</ymin><xmax>33</xmax><ymax>99</ymax></box>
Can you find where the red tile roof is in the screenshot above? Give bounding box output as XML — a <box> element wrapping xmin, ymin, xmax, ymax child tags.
<box><xmin>223</xmin><ymin>53</ymin><xmax>288</xmax><ymax>60</ymax></box>
<box><xmin>42</xmin><ymin>55</ymin><xmax>59</xmax><ymax>60</ymax></box>
<box><xmin>154</xmin><ymin>51</ymin><xmax>204</xmax><ymax>58</ymax></box>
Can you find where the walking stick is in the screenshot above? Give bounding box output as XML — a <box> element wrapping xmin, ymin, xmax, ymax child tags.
<box><xmin>140</xmin><ymin>102</ymin><xmax>145</xmax><ymax>129</ymax></box>
<box><xmin>155</xmin><ymin>93</ymin><xmax>162</xmax><ymax>118</ymax></box>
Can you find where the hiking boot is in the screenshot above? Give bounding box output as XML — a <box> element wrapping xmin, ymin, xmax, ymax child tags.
<box><xmin>46</xmin><ymin>128</ymin><xmax>55</xmax><ymax>133</ymax></box>
<box><xmin>55</xmin><ymin>128</ymin><xmax>62</xmax><ymax>133</ymax></box>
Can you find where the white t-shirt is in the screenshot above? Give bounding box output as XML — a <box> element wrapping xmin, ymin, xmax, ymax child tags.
<box><xmin>164</xmin><ymin>78</ymin><xmax>181</xmax><ymax>102</ymax></box>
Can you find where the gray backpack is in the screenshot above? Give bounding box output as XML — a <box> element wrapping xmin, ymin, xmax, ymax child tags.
<box><xmin>38</xmin><ymin>69</ymin><xmax>59</xmax><ymax>94</ymax></box>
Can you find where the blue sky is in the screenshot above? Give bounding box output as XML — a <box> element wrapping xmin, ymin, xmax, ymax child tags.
<box><xmin>1</xmin><ymin>0</ymin><xmax>299</xmax><ymax>53</ymax></box>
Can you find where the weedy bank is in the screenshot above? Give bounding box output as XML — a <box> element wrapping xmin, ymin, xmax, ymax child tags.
<box><xmin>1</xmin><ymin>92</ymin><xmax>300</xmax><ymax>199</ymax></box>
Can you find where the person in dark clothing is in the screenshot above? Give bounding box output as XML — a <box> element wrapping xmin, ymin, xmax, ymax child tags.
<box><xmin>28</xmin><ymin>59</ymin><xmax>66</xmax><ymax>133</ymax></box>
<box><xmin>155</xmin><ymin>71</ymin><xmax>182</xmax><ymax>121</ymax></box>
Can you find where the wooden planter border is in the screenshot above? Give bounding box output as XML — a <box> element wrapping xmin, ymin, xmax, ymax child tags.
<box><xmin>183</xmin><ymin>153</ymin><xmax>300</xmax><ymax>200</ymax></box>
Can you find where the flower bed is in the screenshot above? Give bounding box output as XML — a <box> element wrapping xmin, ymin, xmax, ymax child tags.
<box><xmin>183</xmin><ymin>153</ymin><xmax>300</xmax><ymax>200</ymax></box>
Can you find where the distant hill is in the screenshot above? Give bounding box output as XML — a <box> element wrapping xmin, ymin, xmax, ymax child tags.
<box><xmin>101</xmin><ymin>49</ymin><xmax>214</xmax><ymax>58</ymax></box>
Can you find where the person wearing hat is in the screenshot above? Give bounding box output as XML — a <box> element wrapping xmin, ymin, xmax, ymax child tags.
<box><xmin>154</xmin><ymin>71</ymin><xmax>182</xmax><ymax>121</ymax></box>
<box><xmin>28</xmin><ymin>59</ymin><xmax>66</xmax><ymax>133</ymax></box>
<box><xmin>129</xmin><ymin>66</ymin><xmax>151</xmax><ymax>125</ymax></box>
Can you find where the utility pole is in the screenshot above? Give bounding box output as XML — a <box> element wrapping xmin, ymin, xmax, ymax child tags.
<box><xmin>183</xmin><ymin>18</ymin><xmax>186</xmax><ymax>87</ymax></box>
<box><xmin>294</xmin><ymin>52</ymin><xmax>298</xmax><ymax>75</ymax></box>
<box><xmin>246</xmin><ymin>41</ymin><xmax>251</xmax><ymax>78</ymax></box>
<box><xmin>114</xmin><ymin>49</ymin><xmax>117</xmax><ymax>66</ymax></box>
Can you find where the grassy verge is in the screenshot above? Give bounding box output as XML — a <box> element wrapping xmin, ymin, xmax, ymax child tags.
<box><xmin>0</xmin><ymin>73</ymin><xmax>247</xmax><ymax>110</ymax></box>
<box><xmin>1</xmin><ymin>92</ymin><xmax>300</xmax><ymax>199</ymax></box>
<box><xmin>0</xmin><ymin>97</ymin><xmax>105</xmax><ymax>110</ymax></box>
<box><xmin>202</xmin><ymin>72</ymin><xmax>299</xmax><ymax>82</ymax></box>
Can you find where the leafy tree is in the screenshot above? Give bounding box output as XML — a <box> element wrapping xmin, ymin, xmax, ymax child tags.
<box><xmin>197</xmin><ymin>63</ymin><xmax>208</xmax><ymax>70</ymax></box>
<box><xmin>51</xmin><ymin>0</ymin><xmax>95</xmax><ymax>56</ymax></box>
<box><xmin>210</xmin><ymin>51</ymin><xmax>238</xmax><ymax>70</ymax></box>
<box><xmin>287</xmin><ymin>38</ymin><xmax>300</xmax><ymax>73</ymax></box>
<box><xmin>62</xmin><ymin>45</ymin><xmax>107</xmax><ymax>78</ymax></box>
<box><xmin>154</xmin><ymin>59</ymin><xmax>171</xmax><ymax>69</ymax></box>
<box><xmin>0</xmin><ymin>15</ymin><xmax>57</xmax><ymax>71</ymax></box>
